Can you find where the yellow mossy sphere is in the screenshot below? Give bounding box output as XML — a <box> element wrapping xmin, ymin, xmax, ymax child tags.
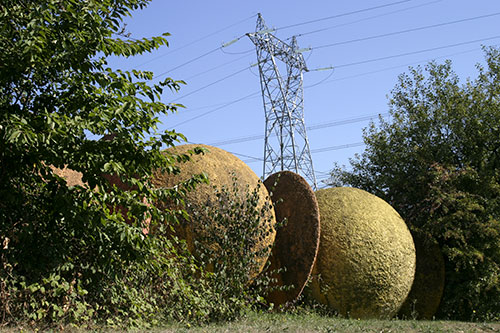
<box><xmin>152</xmin><ymin>144</ymin><xmax>276</xmax><ymax>279</ymax></box>
<box><xmin>311</xmin><ymin>187</ymin><xmax>416</xmax><ymax>319</ymax></box>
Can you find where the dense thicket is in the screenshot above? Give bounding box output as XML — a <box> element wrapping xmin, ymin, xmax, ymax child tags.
<box><xmin>0</xmin><ymin>0</ymin><xmax>215</xmax><ymax>327</ymax></box>
<box><xmin>332</xmin><ymin>47</ymin><xmax>500</xmax><ymax>321</ymax></box>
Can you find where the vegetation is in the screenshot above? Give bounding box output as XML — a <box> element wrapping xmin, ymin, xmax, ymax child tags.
<box><xmin>0</xmin><ymin>0</ymin><xmax>218</xmax><ymax>328</ymax></box>
<box><xmin>2</xmin><ymin>0</ymin><xmax>499</xmax><ymax>328</ymax></box>
<box><xmin>330</xmin><ymin>47</ymin><xmax>500</xmax><ymax>321</ymax></box>
<box><xmin>186</xmin><ymin>178</ymin><xmax>278</xmax><ymax>322</ymax></box>
<box><xmin>0</xmin><ymin>0</ymin><xmax>284</xmax><ymax>328</ymax></box>
<box><xmin>162</xmin><ymin>310</ymin><xmax>500</xmax><ymax>332</ymax></box>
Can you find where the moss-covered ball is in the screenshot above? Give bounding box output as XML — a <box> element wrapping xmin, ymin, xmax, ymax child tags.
<box><xmin>152</xmin><ymin>144</ymin><xmax>276</xmax><ymax>278</ymax></box>
<box><xmin>311</xmin><ymin>187</ymin><xmax>416</xmax><ymax>319</ymax></box>
<box><xmin>398</xmin><ymin>230</ymin><xmax>445</xmax><ymax>319</ymax></box>
<box><xmin>263</xmin><ymin>171</ymin><xmax>320</xmax><ymax>306</ymax></box>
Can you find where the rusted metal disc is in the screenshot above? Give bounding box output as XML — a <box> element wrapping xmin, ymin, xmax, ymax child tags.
<box><xmin>263</xmin><ymin>171</ymin><xmax>320</xmax><ymax>306</ymax></box>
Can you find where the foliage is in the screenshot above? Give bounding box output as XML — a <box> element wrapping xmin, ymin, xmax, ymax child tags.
<box><xmin>330</xmin><ymin>47</ymin><xmax>500</xmax><ymax>321</ymax></box>
<box><xmin>186</xmin><ymin>176</ymin><xmax>278</xmax><ymax>322</ymax></box>
<box><xmin>0</xmin><ymin>0</ymin><xmax>217</xmax><ymax>328</ymax></box>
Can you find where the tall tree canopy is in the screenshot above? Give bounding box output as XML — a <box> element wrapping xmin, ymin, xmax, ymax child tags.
<box><xmin>333</xmin><ymin>47</ymin><xmax>500</xmax><ymax>321</ymax></box>
<box><xmin>0</xmin><ymin>0</ymin><xmax>208</xmax><ymax>326</ymax></box>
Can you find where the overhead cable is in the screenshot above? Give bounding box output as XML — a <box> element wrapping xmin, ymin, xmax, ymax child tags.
<box><xmin>171</xmin><ymin>91</ymin><xmax>261</xmax><ymax>128</ymax></box>
<box><xmin>241</xmin><ymin>141</ymin><xmax>366</xmax><ymax>164</ymax></box>
<box><xmin>153</xmin><ymin>47</ymin><xmax>221</xmax><ymax>79</ymax></box>
<box><xmin>314</xmin><ymin>12</ymin><xmax>500</xmax><ymax>50</ymax></box>
<box><xmin>168</xmin><ymin>37</ymin><xmax>499</xmax><ymax>127</ymax></box>
<box><xmin>321</xmin><ymin>45</ymin><xmax>492</xmax><ymax>85</ymax></box>
<box><xmin>133</xmin><ymin>14</ymin><xmax>256</xmax><ymax>69</ymax></box>
<box><xmin>185</xmin><ymin>140</ymin><xmax>262</xmax><ymax>161</ymax></box>
<box><xmin>334</xmin><ymin>35</ymin><xmax>500</xmax><ymax>69</ymax></box>
<box><xmin>172</xmin><ymin>66</ymin><xmax>250</xmax><ymax>102</ymax></box>
<box><xmin>311</xmin><ymin>142</ymin><xmax>365</xmax><ymax>154</ymax></box>
<box><xmin>276</xmin><ymin>0</ymin><xmax>412</xmax><ymax>31</ymax></box>
<box><xmin>184</xmin><ymin>53</ymin><xmax>252</xmax><ymax>82</ymax></box>
<box><xmin>292</xmin><ymin>0</ymin><xmax>442</xmax><ymax>39</ymax></box>
<box><xmin>208</xmin><ymin>113</ymin><xmax>389</xmax><ymax>146</ymax></box>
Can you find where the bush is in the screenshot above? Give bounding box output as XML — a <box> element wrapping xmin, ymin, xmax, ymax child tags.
<box><xmin>0</xmin><ymin>0</ymin><xmax>213</xmax><ymax>327</ymax></box>
<box><xmin>186</xmin><ymin>176</ymin><xmax>278</xmax><ymax>322</ymax></box>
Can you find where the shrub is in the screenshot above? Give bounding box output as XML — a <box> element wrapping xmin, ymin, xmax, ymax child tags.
<box><xmin>186</xmin><ymin>176</ymin><xmax>278</xmax><ymax>322</ymax></box>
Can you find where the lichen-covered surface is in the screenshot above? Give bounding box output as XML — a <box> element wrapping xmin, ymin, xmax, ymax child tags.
<box><xmin>152</xmin><ymin>144</ymin><xmax>276</xmax><ymax>278</ymax></box>
<box><xmin>263</xmin><ymin>171</ymin><xmax>320</xmax><ymax>306</ymax></box>
<box><xmin>398</xmin><ymin>229</ymin><xmax>445</xmax><ymax>319</ymax></box>
<box><xmin>311</xmin><ymin>187</ymin><xmax>416</xmax><ymax>319</ymax></box>
<box><xmin>50</xmin><ymin>165</ymin><xmax>85</xmax><ymax>187</ymax></box>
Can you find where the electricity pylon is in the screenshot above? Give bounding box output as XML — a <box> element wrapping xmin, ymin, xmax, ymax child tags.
<box><xmin>247</xmin><ymin>14</ymin><xmax>317</xmax><ymax>189</ymax></box>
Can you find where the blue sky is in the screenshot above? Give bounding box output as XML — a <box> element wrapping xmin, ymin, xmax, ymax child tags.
<box><xmin>108</xmin><ymin>0</ymin><xmax>500</xmax><ymax>187</ymax></box>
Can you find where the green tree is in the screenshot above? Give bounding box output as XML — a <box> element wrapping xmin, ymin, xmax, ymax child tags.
<box><xmin>0</xmin><ymin>0</ymin><xmax>209</xmax><ymax>327</ymax></box>
<box><xmin>332</xmin><ymin>47</ymin><xmax>500</xmax><ymax>321</ymax></box>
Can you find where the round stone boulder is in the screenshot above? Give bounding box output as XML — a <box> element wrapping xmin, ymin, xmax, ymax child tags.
<box><xmin>152</xmin><ymin>144</ymin><xmax>276</xmax><ymax>279</ymax></box>
<box><xmin>311</xmin><ymin>187</ymin><xmax>416</xmax><ymax>319</ymax></box>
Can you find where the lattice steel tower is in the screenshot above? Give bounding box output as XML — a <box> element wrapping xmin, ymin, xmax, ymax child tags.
<box><xmin>247</xmin><ymin>14</ymin><xmax>317</xmax><ymax>189</ymax></box>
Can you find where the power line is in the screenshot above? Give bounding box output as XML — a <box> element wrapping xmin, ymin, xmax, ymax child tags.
<box><xmin>185</xmin><ymin>140</ymin><xmax>263</xmax><ymax>162</ymax></box>
<box><xmin>320</xmin><ymin>45</ymin><xmax>492</xmax><ymax>85</ymax></box>
<box><xmin>150</xmin><ymin>1</ymin><xmax>448</xmax><ymax>81</ymax></box>
<box><xmin>307</xmin><ymin>113</ymin><xmax>389</xmax><ymax>131</ymax></box>
<box><xmin>133</xmin><ymin>14</ymin><xmax>256</xmax><ymax>70</ymax></box>
<box><xmin>314</xmin><ymin>12</ymin><xmax>500</xmax><ymax>50</ymax></box>
<box><xmin>171</xmin><ymin>91</ymin><xmax>260</xmax><ymax>128</ymax></box>
<box><xmin>311</xmin><ymin>142</ymin><xmax>365</xmax><ymax>154</ymax></box>
<box><xmin>210</xmin><ymin>133</ymin><xmax>262</xmax><ymax>146</ymax></box>
<box><xmin>276</xmin><ymin>0</ymin><xmax>412</xmax><ymax>31</ymax></box>
<box><xmin>147</xmin><ymin>1</ymin><xmax>441</xmax><ymax>81</ymax></box>
<box><xmin>172</xmin><ymin>66</ymin><xmax>250</xmax><ymax>102</ymax></box>
<box><xmin>229</xmin><ymin>151</ymin><xmax>263</xmax><ymax>161</ymax></box>
<box><xmin>173</xmin><ymin>12</ymin><xmax>500</xmax><ymax>100</ymax></box>
<box><xmin>241</xmin><ymin>141</ymin><xmax>366</xmax><ymax>164</ymax></box>
<box><xmin>333</xmin><ymin>35</ymin><xmax>500</xmax><ymax>69</ymax></box>
<box><xmin>292</xmin><ymin>0</ymin><xmax>442</xmax><ymax>39</ymax></box>
<box><xmin>192</xmin><ymin>47</ymin><xmax>492</xmax><ymax>148</ymax></box>
<box><xmin>153</xmin><ymin>47</ymin><xmax>221</xmax><ymax>79</ymax></box>
<box><xmin>208</xmin><ymin>113</ymin><xmax>389</xmax><ymax>146</ymax></box>
<box><xmin>150</xmin><ymin>1</ymin><xmax>424</xmax><ymax>80</ymax></box>
<box><xmin>304</xmin><ymin>68</ymin><xmax>336</xmax><ymax>88</ymax></box>
<box><xmin>184</xmin><ymin>53</ymin><xmax>252</xmax><ymax>81</ymax></box>
<box><xmin>171</xmin><ymin>45</ymin><xmax>484</xmax><ymax>117</ymax></box>
<box><xmin>220</xmin><ymin>48</ymin><xmax>254</xmax><ymax>55</ymax></box>
<box><xmin>168</xmin><ymin>36</ymin><xmax>500</xmax><ymax>127</ymax></box>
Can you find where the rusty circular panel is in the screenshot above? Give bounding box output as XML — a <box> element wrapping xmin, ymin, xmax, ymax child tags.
<box><xmin>263</xmin><ymin>171</ymin><xmax>320</xmax><ymax>306</ymax></box>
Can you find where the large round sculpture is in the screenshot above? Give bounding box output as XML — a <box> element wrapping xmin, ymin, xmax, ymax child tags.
<box><xmin>263</xmin><ymin>171</ymin><xmax>320</xmax><ymax>306</ymax></box>
<box><xmin>152</xmin><ymin>144</ymin><xmax>276</xmax><ymax>279</ymax></box>
<box><xmin>398</xmin><ymin>229</ymin><xmax>445</xmax><ymax>319</ymax></box>
<box><xmin>311</xmin><ymin>187</ymin><xmax>416</xmax><ymax>319</ymax></box>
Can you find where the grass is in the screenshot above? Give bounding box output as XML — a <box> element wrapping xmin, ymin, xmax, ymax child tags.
<box><xmin>149</xmin><ymin>311</ymin><xmax>500</xmax><ymax>333</ymax></box>
<box><xmin>1</xmin><ymin>311</ymin><xmax>499</xmax><ymax>332</ymax></box>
